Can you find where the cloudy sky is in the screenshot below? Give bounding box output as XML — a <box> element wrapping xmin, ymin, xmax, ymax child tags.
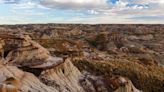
<box><xmin>0</xmin><ymin>0</ymin><xmax>164</xmax><ymax>24</ymax></box>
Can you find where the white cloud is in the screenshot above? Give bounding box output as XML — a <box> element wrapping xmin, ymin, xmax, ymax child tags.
<box><xmin>11</xmin><ymin>9</ymin><xmax>45</xmax><ymax>16</ymax></box>
<box><xmin>14</xmin><ymin>2</ymin><xmax>36</xmax><ymax>9</ymax></box>
<box><xmin>122</xmin><ymin>0</ymin><xmax>164</xmax><ymax>4</ymax></box>
<box><xmin>40</xmin><ymin>0</ymin><xmax>108</xmax><ymax>10</ymax></box>
<box><xmin>113</xmin><ymin>0</ymin><xmax>164</xmax><ymax>16</ymax></box>
<box><xmin>110</xmin><ymin>0</ymin><xmax>128</xmax><ymax>12</ymax></box>
<box><xmin>88</xmin><ymin>10</ymin><xmax>99</xmax><ymax>15</ymax></box>
<box><xmin>0</xmin><ymin>0</ymin><xmax>20</xmax><ymax>4</ymax></box>
<box><xmin>0</xmin><ymin>0</ymin><xmax>164</xmax><ymax>24</ymax></box>
<box><xmin>13</xmin><ymin>1</ymin><xmax>48</xmax><ymax>9</ymax></box>
<box><xmin>45</xmin><ymin>14</ymin><xmax>164</xmax><ymax>24</ymax></box>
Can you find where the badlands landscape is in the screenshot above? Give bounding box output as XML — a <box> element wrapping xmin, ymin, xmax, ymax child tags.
<box><xmin>0</xmin><ymin>24</ymin><xmax>164</xmax><ymax>92</ymax></box>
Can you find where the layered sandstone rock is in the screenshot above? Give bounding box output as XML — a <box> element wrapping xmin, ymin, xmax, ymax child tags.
<box><xmin>0</xmin><ymin>63</ymin><xmax>57</xmax><ymax>92</ymax></box>
<box><xmin>39</xmin><ymin>59</ymin><xmax>85</xmax><ymax>92</ymax></box>
<box><xmin>0</xmin><ymin>33</ymin><xmax>63</xmax><ymax>69</ymax></box>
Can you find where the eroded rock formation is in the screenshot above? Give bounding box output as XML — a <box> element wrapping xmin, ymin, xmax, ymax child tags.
<box><xmin>0</xmin><ymin>29</ymin><xmax>141</xmax><ymax>92</ymax></box>
<box><xmin>0</xmin><ymin>33</ymin><xmax>63</xmax><ymax>69</ymax></box>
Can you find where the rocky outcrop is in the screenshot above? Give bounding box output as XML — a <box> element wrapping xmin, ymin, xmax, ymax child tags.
<box><xmin>0</xmin><ymin>64</ymin><xmax>57</xmax><ymax>92</ymax></box>
<box><xmin>0</xmin><ymin>33</ymin><xmax>63</xmax><ymax>69</ymax></box>
<box><xmin>39</xmin><ymin>59</ymin><xmax>84</xmax><ymax>92</ymax></box>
